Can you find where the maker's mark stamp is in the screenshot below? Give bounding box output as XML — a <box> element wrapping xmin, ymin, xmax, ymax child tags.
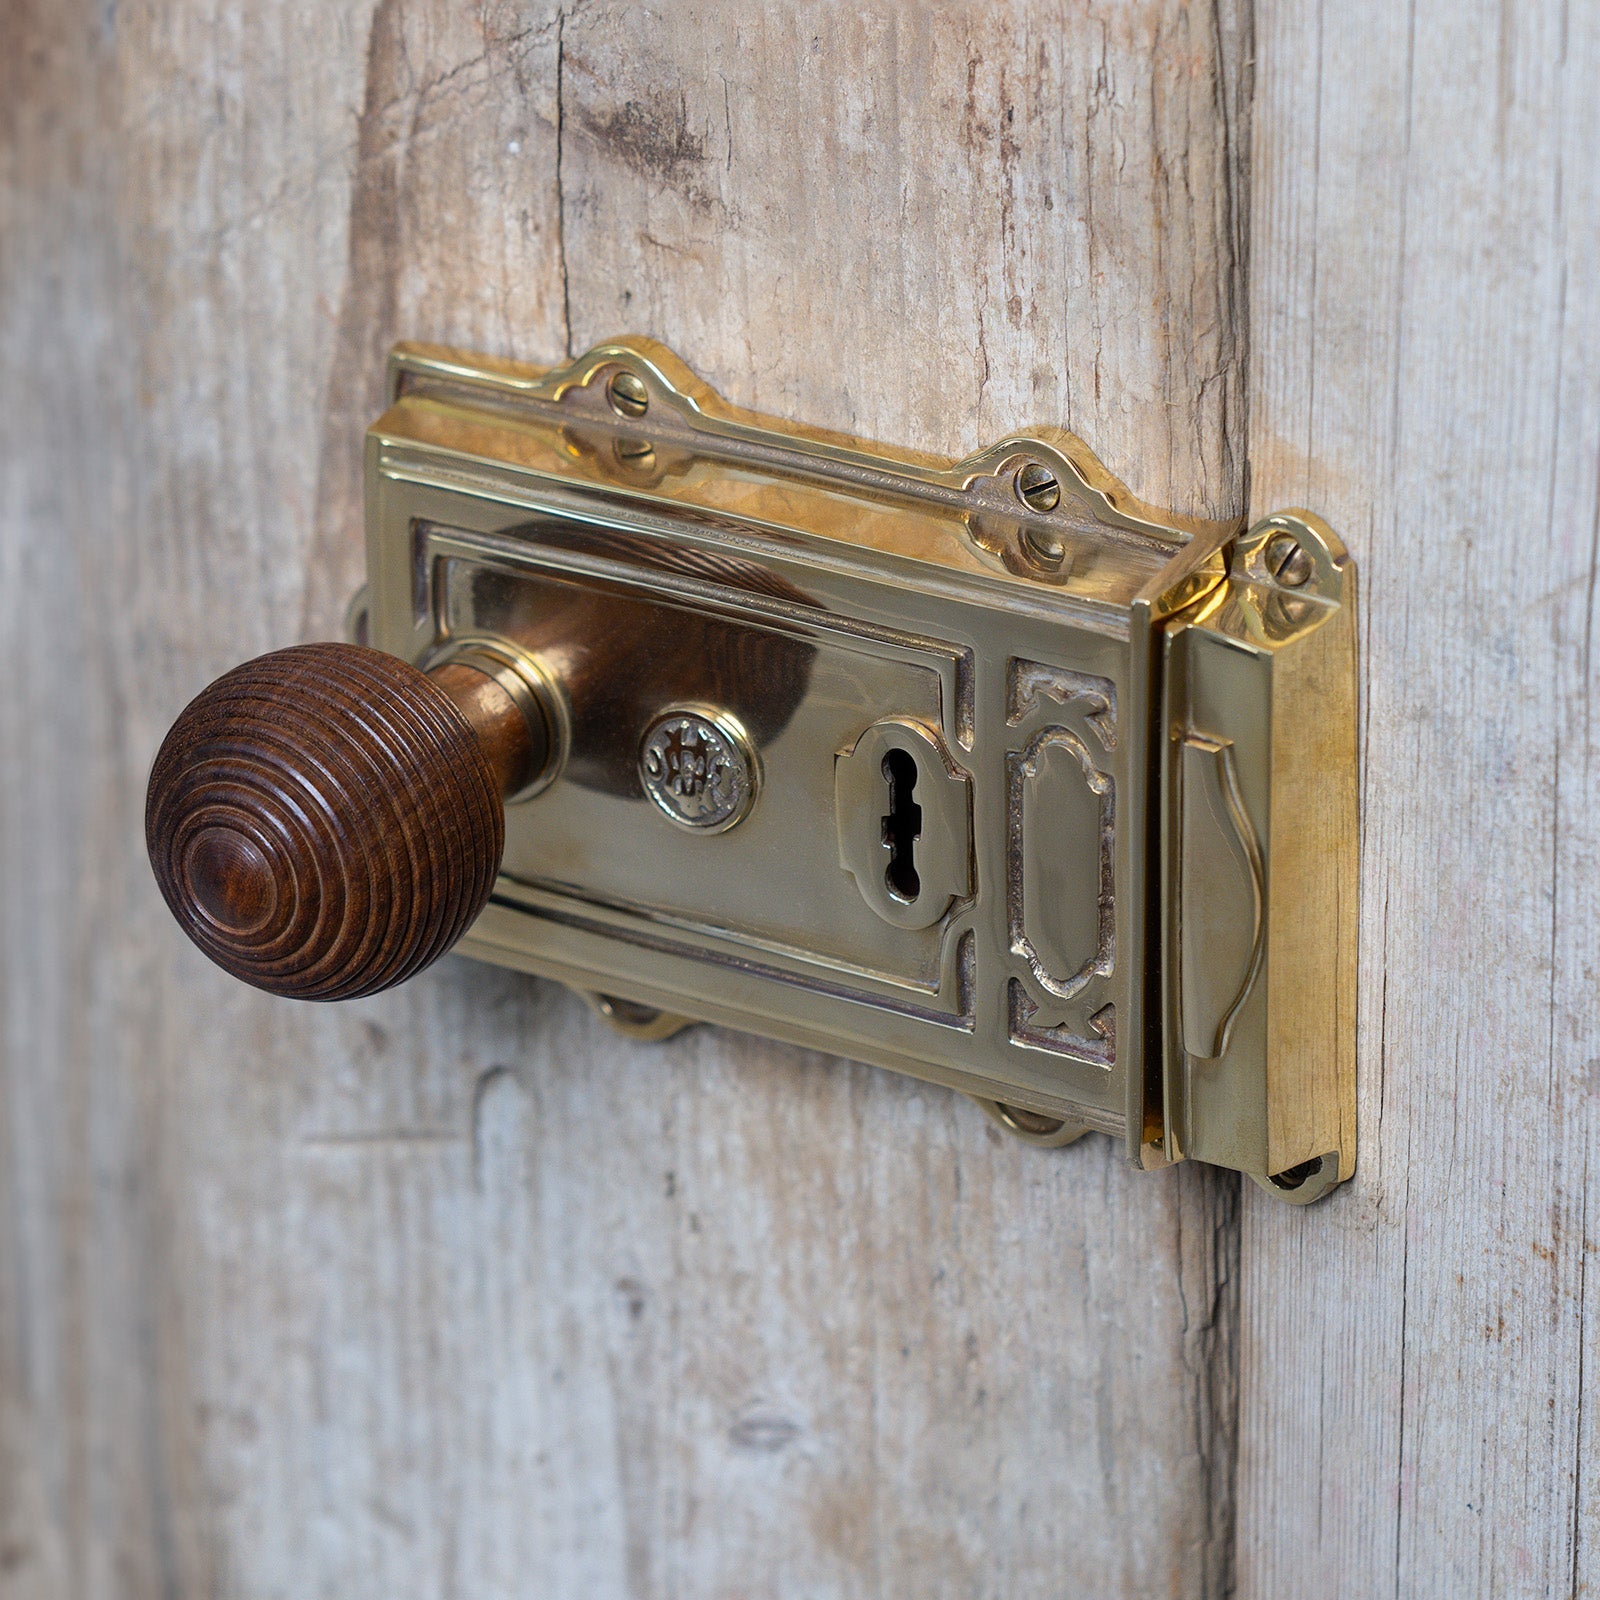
<box><xmin>639</xmin><ymin>709</ymin><xmax>757</xmax><ymax>832</ymax></box>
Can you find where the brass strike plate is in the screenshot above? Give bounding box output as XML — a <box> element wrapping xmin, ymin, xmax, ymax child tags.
<box><xmin>354</xmin><ymin>339</ymin><xmax>1357</xmax><ymax>1202</ymax></box>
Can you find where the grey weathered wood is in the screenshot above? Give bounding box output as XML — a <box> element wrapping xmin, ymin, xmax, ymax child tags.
<box><xmin>0</xmin><ymin>3</ymin><xmax>1251</xmax><ymax>1596</ymax></box>
<box><xmin>1236</xmin><ymin>1</ymin><xmax>1600</xmax><ymax>1594</ymax></box>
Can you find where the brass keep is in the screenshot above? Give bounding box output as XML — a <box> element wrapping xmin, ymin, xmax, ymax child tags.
<box><xmin>351</xmin><ymin>339</ymin><xmax>1357</xmax><ymax>1202</ymax></box>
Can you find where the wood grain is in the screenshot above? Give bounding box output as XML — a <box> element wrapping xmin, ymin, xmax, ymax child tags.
<box><xmin>1</xmin><ymin>3</ymin><xmax>1251</xmax><ymax>1596</ymax></box>
<box><xmin>146</xmin><ymin>645</ymin><xmax>510</xmax><ymax>1001</ymax></box>
<box><xmin>1236</xmin><ymin>1</ymin><xmax>1600</xmax><ymax>1594</ymax></box>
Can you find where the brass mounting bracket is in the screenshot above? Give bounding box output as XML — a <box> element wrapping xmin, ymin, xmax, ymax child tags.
<box><xmin>353</xmin><ymin>338</ymin><xmax>1357</xmax><ymax>1202</ymax></box>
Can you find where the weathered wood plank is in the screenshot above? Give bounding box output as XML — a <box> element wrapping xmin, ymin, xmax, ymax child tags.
<box><xmin>1236</xmin><ymin>0</ymin><xmax>1600</xmax><ymax>1593</ymax></box>
<box><xmin>3</xmin><ymin>3</ymin><xmax>1251</xmax><ymax>1595</ymax></box>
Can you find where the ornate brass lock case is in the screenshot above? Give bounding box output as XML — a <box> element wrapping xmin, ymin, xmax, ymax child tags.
<box><xmin>355</xmin><ymin>339</ymin><xmax>1356</xmax><ymax>1202</ymax></box>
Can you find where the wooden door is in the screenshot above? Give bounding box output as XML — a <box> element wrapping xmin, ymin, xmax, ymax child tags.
<box><xmin>1</xmin><ymin>3</ymin><xmax>1593</xmax><ymax>1596</ymax></box>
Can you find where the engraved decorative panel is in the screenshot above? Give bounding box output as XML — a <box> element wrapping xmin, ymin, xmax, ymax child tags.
<box><xmin>1007</xmin><ymin>727</ymin><xmax>1115</xmax><ymax>1001</ymax></box>
<box><xmin>1009</xmin><ymin>982</ymin><xmax>1117</xmax><ymax>1070</ymax></box>
<box><xmin>1007</xmin><ymin>659</ymin><xmax>1118</xmax><ymax>748</ymax></box>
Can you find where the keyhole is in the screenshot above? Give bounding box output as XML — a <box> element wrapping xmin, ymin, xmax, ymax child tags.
<box><xmin>881</xmin><ymin>747</ymin><xmax>922</xmax><ymax>902</ymax></box>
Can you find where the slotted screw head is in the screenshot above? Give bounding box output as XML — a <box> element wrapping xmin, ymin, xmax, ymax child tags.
<box><xmin>1021</xmin><ymin>525</ymin><xmax>1067</xmax><ymax>567</ymax></box>
<box><xmin>608</xmin><ymin>369</ymin><xmax>649</xmax><ymax>417</ymax></box>
<box><xmin>1264</xmin><ymin>531</ymin><xmax>1314</xmax><ymax>588</ymax></box>
<box><xmin>1015</xmin><ymin>461</ymin><xmax>1061</xmax><ymax>513</ymax></box>
<box><xmin>615</xmin><ymin>437</ymin><xmax>656</xmax><ymax>467</ymax></box>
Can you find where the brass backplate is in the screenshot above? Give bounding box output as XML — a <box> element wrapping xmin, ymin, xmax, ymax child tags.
<box><xmin>358</xmin><ymin>339</ymin><xmax>1357</xmax><ymax>1201</ymax></box>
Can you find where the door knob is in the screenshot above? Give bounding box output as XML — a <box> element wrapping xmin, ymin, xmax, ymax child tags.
<box><xmin>144</xmin><ymin>335</ymin><xmax>1359</xmax><ymax>1202</ymax></box>
<box><xmin>146</xmin><ymin>641</ymin><xmax>554</xmax><ymax>1000</ymax></box>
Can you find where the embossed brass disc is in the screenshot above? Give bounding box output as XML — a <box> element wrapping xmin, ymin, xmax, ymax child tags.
<box><xmin>639</xmin><ymin>708</ymin><xmax>758</xmax><ymax>832</ymax></box>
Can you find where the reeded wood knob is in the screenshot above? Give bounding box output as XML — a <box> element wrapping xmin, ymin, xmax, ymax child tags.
<box><xmin>146</xmin><ymin>643</ymin><xmax>540</xmax><ymax>1000</ymax></box>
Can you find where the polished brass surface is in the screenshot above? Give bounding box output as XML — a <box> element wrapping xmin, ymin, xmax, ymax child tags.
<box><xmin>578</xmin><ymin>989</ymin><xmax>695</xmax><ymax>1042</ymax></box>
<box><xmin>1158</xmin><ymin>510</ymin><xmax>1358</xmax><ymax>1201</ymax></box>
<box><xmin>336</xmin><ymin>337</ymin><xmax>1356</xmax><ymax>1199</ymax></box>
<box><xmin>966</xmin><ymin>1096</ymin><xmax>1090</xmax><ymax>1149</ymax></box>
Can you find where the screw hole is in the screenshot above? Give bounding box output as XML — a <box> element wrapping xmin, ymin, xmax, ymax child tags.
<box><xmin>996</xmin><ymin>1103</ymin><xmax>1070</xmax><ymax>1137</ymax></box>
<box><xmin>1021</xmin><ymin>524</ymin><xmax>1067</xmax><ymax>568</ymax></box>
<box><xmin>1268</xmin><ymin>1156</ymin><xmax>1324</xmax><ymax>1191</ymax></box>
<box><xmin>881</xmin><ymin>747</ymin><xmax>922</xmax><ymax>902</ymax></box>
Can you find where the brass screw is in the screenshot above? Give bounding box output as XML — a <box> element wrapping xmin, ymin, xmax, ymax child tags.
<box><xmin>1021</xmin><ymin>525</ymin><xmax>1067</xmax><ymax>568</ymax></box>
<box><xmin>608</xmin><ymin>370</ymin><xmax>649</xmax><ymax>417</ymax></box>
<box><xmin>1015</xmin><ymin>461</ymin><xmax>1061</xmax><ymax>513</ymax></box>
<box><xmin>615</xmin><ymin>437</ymin><xmax>656</xmax><ymax>469</ymax></box>
<box><xmin>1265</xmin><ymin>531</ymin><xmax>1314</xmax><ymax>588</ymax></box>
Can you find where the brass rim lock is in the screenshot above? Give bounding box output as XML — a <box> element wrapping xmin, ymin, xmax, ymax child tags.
<box><xmin>147</xmin><ymin>339</ymin><xmax>1357</xmax><ymax>1204</ymax></box>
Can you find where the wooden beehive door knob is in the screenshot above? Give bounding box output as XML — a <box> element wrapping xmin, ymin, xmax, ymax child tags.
<box><xmin>146</xmin><ymin>643</ymin><xmax>544</xmax><ymax>1000</ymax></box>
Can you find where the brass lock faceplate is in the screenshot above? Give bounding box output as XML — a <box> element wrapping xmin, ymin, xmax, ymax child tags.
<box><xmin>356</xmin><ymin>339</ymin><xmax>1357</xmax><ymax>1202</ymax></box>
